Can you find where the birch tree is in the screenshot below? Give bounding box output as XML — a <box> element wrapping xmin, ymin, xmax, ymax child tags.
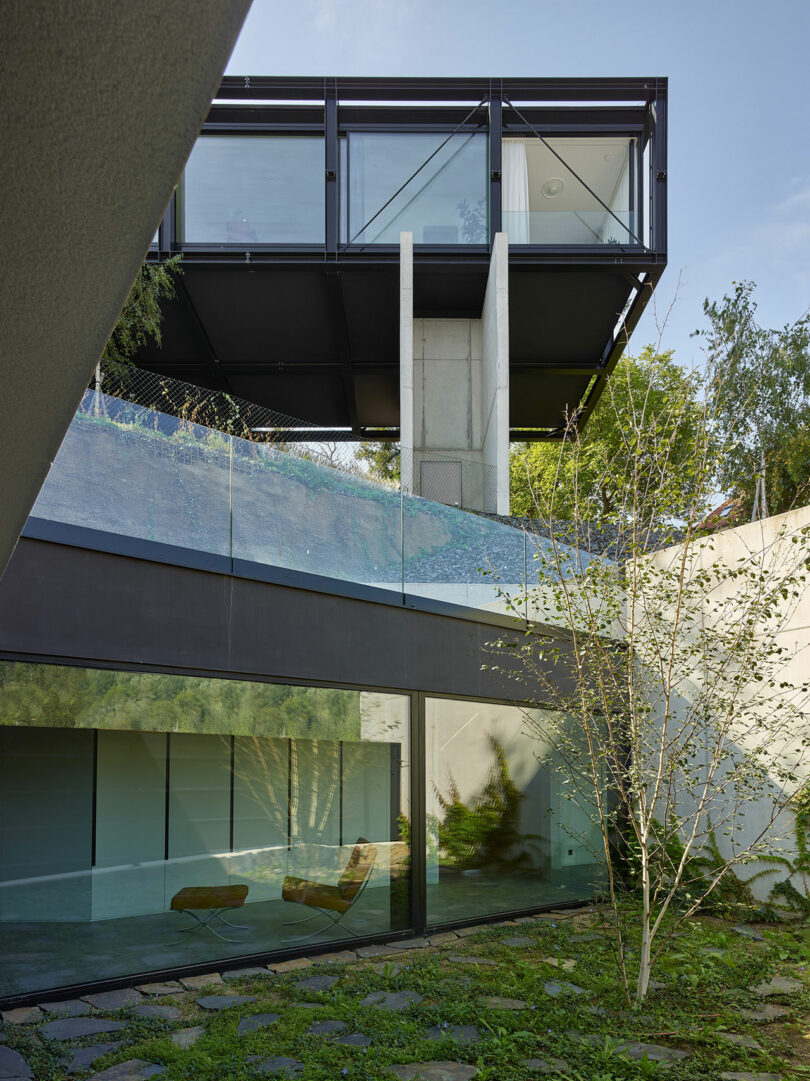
<box><xmin>492</xmin><ymin>348</ymin><xmax>810</xmax><ymax>1003</ymax></box>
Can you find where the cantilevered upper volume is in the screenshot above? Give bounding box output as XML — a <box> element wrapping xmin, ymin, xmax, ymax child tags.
<box><xmin>138</xmin><ymin>76</ymin><xmax>667</xmax><ymax>442</ymax></box>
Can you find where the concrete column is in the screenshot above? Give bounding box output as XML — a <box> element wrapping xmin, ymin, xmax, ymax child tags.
<box><xmin>399</xmin><ymin>232</ymin><xmax>510</xmax><ymax>514</ymax></box>
<box><xmin>482</xmin><ymin>233</ymin><xmax>510</xmax><ymax>515</ymax></box>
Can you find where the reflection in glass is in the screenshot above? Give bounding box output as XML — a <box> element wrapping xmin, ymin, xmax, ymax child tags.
<box><xmin>425</xmin><ymin>697</ymin><xmax>606</xmax><ymax>925</ymax></box>
<box><xmin>180</xmin><ymin>135</ymin><xmax>325</xmax><ymax>244</ymax></box>
<box><xmin>503</xmin><ymin>136</ymin><xmax>636</xmax><ymax>245</ymax></box>
<box><xmin>342</xmin><ymin>132</ymin><xmax>487</xmax><ymax>245</ymax></box>
<box><xmin>0</xmin><ymin>662</ymin><xmax>410</xmax><ymax>999</ymax></box>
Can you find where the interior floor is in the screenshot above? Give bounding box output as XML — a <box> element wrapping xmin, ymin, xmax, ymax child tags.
<box><xmin>0</xmin><ymin>867</ymin><xmax>603</xmax><ymax>1000</ymax></box>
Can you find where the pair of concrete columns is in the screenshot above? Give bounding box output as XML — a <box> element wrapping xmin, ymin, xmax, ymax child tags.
<box><xmin>399</xmin><ymin>233</ymin><xmax>510</xmax><ymax>515</ymax></box>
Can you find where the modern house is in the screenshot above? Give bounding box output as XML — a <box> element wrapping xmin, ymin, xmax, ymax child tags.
<box><xmin>0</xmin><ymin>75</ymin><xmax>666</xmax><ymax>1006</ymax></box>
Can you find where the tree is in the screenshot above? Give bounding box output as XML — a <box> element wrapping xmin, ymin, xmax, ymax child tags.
<box><xmin>698</xmin><ymin>280</ymin><xmax>810</xmax><ymax>520</ymax></box>
<box><xmin>491</xmin><ymin>358</ymin><xmax>810</xmax><ymax>1003</ymax></box>
<box><xmin>355</xmin><ymin>440</ymin><xmax>401</xmax><ymax>484</ymax></box>
<box><xmin>95</xmin><ymin>256</ymin><xmax>183</xmax><ymax>399</ymax></box>
<box><xmin>510</xmin><ymin>347</ymin><xmax>705</xmax><ymax>525</ymax></box>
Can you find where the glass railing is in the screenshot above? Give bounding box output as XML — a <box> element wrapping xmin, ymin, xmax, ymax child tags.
<box><xmin>502</xmin><ymin>209</ymin><xmax>635</xmax><ymax>246</ymax></box>
<box><xmin>30</xmin><ymin>391</ymin><xmax>586</xmax><ymax>620</ymax></box>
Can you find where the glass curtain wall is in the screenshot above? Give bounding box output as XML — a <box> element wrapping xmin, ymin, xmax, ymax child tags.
<box><xmin>502</xmin><ymin>136</ymin><xmax>636</xmax><ymax>245</ymax></box>
<box><xmin>425</xmin><ymin>697</ymin><xmax>606</xmax><ymax>926</ymax></box>
<box><xmin>341</xmin><ymin>132</ymin><xmax>488</xmax><ymax>245</ymax></box>
<box><xmin>179</xmin><ymin>135</ymin><xmax>325</xmax><ymax>244</ymax></box>
<box><xmin>0</xmin><ymin>662</ymin><xmax>410</xmax><ymax>999</ymax></box>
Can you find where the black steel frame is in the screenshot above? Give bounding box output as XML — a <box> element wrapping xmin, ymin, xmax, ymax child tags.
<box><xmin>150</xmin><ymin>75</ymin><xmax>667</xmax><ymax>442</ymax></box>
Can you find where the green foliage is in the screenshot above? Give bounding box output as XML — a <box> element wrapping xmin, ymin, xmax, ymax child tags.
<box><xmin>509</xmin><ymin>347</ymin><xmax>706</xmax><ymax>525</ymax></box>
<box><xmin>354</xmin><ymin>440</ymin><xmax>401</xmax><ymax>483</ymax></box>
<box><xmin>101</xmin><ymin>256</ymin><xmax>183</xmax><ymax>378</ymax></box>
<box><xmin>0</xmin><ymin>659</ymin><xmax>362</xmax><ymax>740</ymax></box>
<box><xmin>698</xmin><ymin>279</ymin><xmax>810</xmax><ymax>518</ymax></box>
<box><xmin>432</xmin><ymin>736</ymin><xmax>533</xmax><ymax>871</ymax></box>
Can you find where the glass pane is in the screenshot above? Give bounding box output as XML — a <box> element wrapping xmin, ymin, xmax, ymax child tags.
<box><xmin>180</xmin><ymin>135</ymin><xmax>325</xmax><ymax>244</ymax></box>
<box><xmin>230</xmin><ymin>440</ymin><xmax>403</xmax><ymax>588</ymax></box>
<box><xmin>402</xmin><ymin>490</ymin><xmax>526</xmax><ymax>616</ymax></box>
<box><xmin>425</xmin><ymin>697</ymin><xmax>606</xmax><ymax>926</ymax></box>
<box><xmin>503</xmin><ymin>136</ymin><xmax>636</xmax><ymax>245</ymax></box>
<box><xmin>0</xmin><ymin>661</ymin><xmax>410</xmax><ymax>998</ymax></box>
<box><xmin>31</xmin><ymin>391</ymin><xmax>232</xmax><ymax>558</ymax></box>
<box><xmin>344</xmin><ymin>132</ymin><xmax>487</xmax><ymax>245</ymax></box>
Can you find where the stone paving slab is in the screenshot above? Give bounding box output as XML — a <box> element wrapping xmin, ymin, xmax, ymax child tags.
<box><xmin>297</xmin><ymin>975</ymin><xmax>339</xmax><ymax>992</ymax></box>
<box><xmin>83</xmin><ymin>989</ymin><xmax>142</xmax><ymax>1011</ymax></box>
<box><xmin>544</xmin><ymin>980</ymin><xmax>585</xmax><ymax>997</ymax></box>
<box><xmin>427</xmin><ymin>1024</ymin><xmax>479</xmax><ymax>1044</ymax></box>
<box><xmin>616</xmin><ymin>1041</ymin><xmax>689</xmax><ymax>1063</ymax></box>
<box><xmin>523</xmin><ymin>1057</ymin><xmax>570</xmax><ymax>1074</ymax></box>
<box><xmin>0</xmin><ymin>1044</ymin><xmax>33</xmax><ymax>1078</ymax></box>
<box><xmin>267</xmin><ymin>959</ymin><xmax>312</xmax><ymax>974</ymax></box>
<box><xmin>132</xmin><ymin>1004</ymin><xmax>181</xmax><ymax>1021</ymax></box>
<box><xmin>306</xmin><ymin>1019</ymin><xmax>348</xmax><ymax>1036</ymax></box>
<box><xmin>502</xmin><ymin>936</ymin><xmax>533</xmax><ymax>947</ymax></box>
<box><xmin>454</xmin><ymin>925</ymin><xmax>489</xmax><ymax>938</ymax></box>
<box><xmin>716</xmin><ymin>1032</ymin><xmax>763</xmax><ymax>1050</ymax></box>
<box><xmin>137</xmin><ymin>982</ymin><xmax>183</xmax><ymax>997</ymax></box>
<box><xmin>59</xmin><ymin>1043</ymin><xmax>122</xmax><ymax>1075</ymax></box>
<box><xmin>570</xmin><ymin>934</ymin><xmax>600</xmax><ymax>943</ymax></box>
<box><xmin>739</xmin><ymin>1004</ymin><xmax>790</xmax><ymax>1022</ymax></box>
<box><xmin>719</xmin><ymin>1074</ymin><xmax>782</xmax><ymax>1081</ymax></box>
<box><xmin>310</xmin><ymin>950</ymin><xmax>357</xmax><ymax>964</ymax></box>
<box><xmin>41</xmin><ymin>1017</ymin><xmax>124</xmax><ymax>1041</ymax></box>
<box><xmin>388</xmin><ymin>1063</ymin><xmax>478</xmax><ymax>1080</ymax></box>
<box><xmin>222</xmin><ymin>967</ymin><xmax>271</xmax><ymax>981</ymax></box>
<box><xmin>237</xmin><ymin>1013</ymin><xmax>280</xmax><ymax>1035</ymax></box>
<box><xmin>88</xmin><ymin>1061</ymin><xmax>165</xmax><ymax>1081</ymax></box>
<box><xmin>170</xmin><ymin>1026</ymin><xmax>205</xmax><ymax>1049</ymax></box>
<box><xmin>196</xmin><ymin>994</ymin><xmax>257</xmax><ymax>1011</ymax></box>
<box><xmin>477</xmin><ymin>996</ymin><xmax>527</xmax><ymax>1010</ymax></box>
<box><xmin>751</xmin><ymin>976</ymin><xmax>804</xmax><ymax>995</ymax></box>
<box><xmin>246</xmin><ymin>1055</ymin><xmax>304</xmax><ymax>1075</ymax></box>
<box><xmin>39</xmin><ymin>999</ymin><xmax>92</xmax><ymax>1017</ymax></box>
<box><xmin>389</xmin><ymin>939</ymin><xmax>432</xmax><ymax>951</ymax></box>
<box><xmin>361</xmin><ymin>990</ymin><xmax>423</xmax><ymax>1011</ymax></box>
<box><xmin>428</xmin><ymin>933</ymin><xmax>459</xmax><ymax>946</ymax></box>
<box><xmin>355</xmin><ymin>944</ymin><xmax>398</xmax><ymax>959</ymax></box>
<box><xmin>179</xmin><ymin>973</ymin><xmax>224</xmax><ymax>991</ymax></box>
<box><xmin>1</xmin><ymin>1008</ymin><xmax>42</xmax><ymax>1025</ymax></box>
<box><xmin>336</xmin><ymin>1032</ymin><xmax>373</xmax><ymax>1047</ymax></box>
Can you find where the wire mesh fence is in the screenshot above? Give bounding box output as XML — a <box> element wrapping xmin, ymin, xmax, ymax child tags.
<box><xmin>95</xmin><ymin>364</ymin><xmax>500</xmax><ymax>511</ymax></box>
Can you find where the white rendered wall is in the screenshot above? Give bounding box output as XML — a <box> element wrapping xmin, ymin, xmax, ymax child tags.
<box><xmin>647</xmin><ymin>505</ymin><xmax>810</xmax><ymax>902</ymax></box>
<box><xmin>400</xmin><ymin>232</ymin><xmax>510</xmax><ymax>513</ymax></box>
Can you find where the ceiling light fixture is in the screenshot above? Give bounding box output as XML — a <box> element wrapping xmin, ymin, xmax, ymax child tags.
<box><xmin>541</xmin><ymin>177</ymin><xmax>565</xmax><ymax>199</ymax></box>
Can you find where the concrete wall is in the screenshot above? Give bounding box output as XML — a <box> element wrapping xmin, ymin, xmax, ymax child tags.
<box><xmin>648</xmin><ymin>506</ymin><xmax>810</xmax><ymax>903</ymax></box>
<box><xmin>400</xmin><ymin>233</ymin><xmax>509</xmax><ymax>513</ymax></box>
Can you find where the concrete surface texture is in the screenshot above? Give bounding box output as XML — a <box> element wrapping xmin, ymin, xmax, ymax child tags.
<box><xmin>400</xmin><ymin>233</ymin><xmax>510</xmax><ymax>514</ymax></box>
<box><xmin>0</xmin><ymin>0</ymin><xmax>251</xmax><ymax>580</ymax></box>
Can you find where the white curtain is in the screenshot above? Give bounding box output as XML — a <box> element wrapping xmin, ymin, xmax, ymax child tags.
<box><xmin>502</xmin><ymin>140</ymin><xmax>531</xmax><ymax>243</ymax></box>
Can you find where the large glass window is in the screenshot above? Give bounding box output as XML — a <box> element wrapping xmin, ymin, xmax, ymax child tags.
<box><xmin>0</xmin><ymin>662</ymin><xmax>409</xmax><ymax>999</ymax></box>
<box><xmin>342</xmin><ymin>132</ymin><xmax>488</xmax><ymax>245</ymax></box>
<box><xmin>180</xmin><ymin>135</ymin><xmax>325</xmax><ymax>244</ymax></box>
<box><xmin>502</xmin><ymin>136</ymin><xmax>637</xmax><ymax>245</ymax></box>
<box><xmin>425</xmin><ymin>697</ymin><xmax>606</xmax><ymax>926</ymax></box>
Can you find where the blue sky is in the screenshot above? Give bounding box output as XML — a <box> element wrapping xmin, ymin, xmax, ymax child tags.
<box><xmin>226</xmin><ymin>0</ymin><xmax>810</xmax><ymax>368</ymax></box>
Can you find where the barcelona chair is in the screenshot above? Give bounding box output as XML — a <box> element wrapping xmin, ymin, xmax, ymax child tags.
<box><xmin>281</xmin><ymin>837</ymin><xmax>377</xmax><ymax>942</ymax></box>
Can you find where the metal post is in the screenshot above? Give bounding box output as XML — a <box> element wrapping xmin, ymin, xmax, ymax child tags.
<box><xmin>411</xmin><ymin>691</ymin><xmax>427</xmax><ymax>935</ymax></box>
<box><xmin>488</xmin><ymin>83</ymin><xmax>502</xmax><ymax>246</ymax></box>
<box><xmin>325</xmin><ymin>78</ymin><xmax>339</xmax><ymax>256</ymax></box>
<box><xmin>651</xmin><ymin>80</ymin><xmax>667</xmax><ymax>253</ymax></box>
